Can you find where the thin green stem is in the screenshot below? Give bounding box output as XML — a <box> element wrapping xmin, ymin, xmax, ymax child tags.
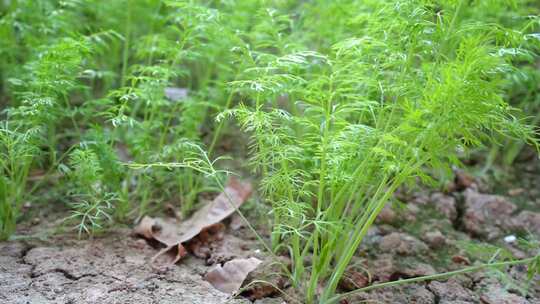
<box><xmin>120</xmin><ymin>0</ymin><xmax>132</xmax><ymax>87</ymax></box>
<box><xmin>326</xmin><ymin>255</ymin><xmax>539</xmax><ymax>304</ymax></box>
<box><xmin>208</xmin><ymin>92</ymin><xmax>234</xmax><ymax>157</ymax></box>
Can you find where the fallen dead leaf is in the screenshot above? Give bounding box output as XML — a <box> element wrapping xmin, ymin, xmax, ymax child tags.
<box><xmin>186</xmin><ymin>223</ymin><xmax>225</xmax><ymax>259</ymax></box>
<box><xmin>240</xmin><ymin>257</ymin><xmax>290</xmax><ymax>300</ymax></box>
<box><xmin>164</xmin><ymin>203</ymin><xmax>181</xmax><ymax>219</ymax></box>
<box><xmin>134</xmin><ymin>177</ymin><xmax>252</xmax><ymax>265</ymax></box>
<box><xmin>339</xmin><ymin>269</ymin><xmax>370</xmax><ymax>291</ymax></box>
<box><xmin>229</xmin><ymin>214</ymin><xmax>246</xmax><ymax>230</ymax></box>
<box><xmin>204</xmin><ymin>257</ymin><xmax>262</xmax><ymax>294</ymax></box>
<box><xmin>153</xmin><ymin>243</ymin><xmax>188</xmax><ymax>266</ymax></box>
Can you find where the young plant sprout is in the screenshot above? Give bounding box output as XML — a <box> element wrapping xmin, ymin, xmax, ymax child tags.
<box><xmin>0</xmin><ymin>122</ymin><xmax>38</xmax><ymax>240</ymax></box>
<box><xmin>222</xmin><ymin>1</ymin><xmax>540</xmax><ymax>302</ymax></box>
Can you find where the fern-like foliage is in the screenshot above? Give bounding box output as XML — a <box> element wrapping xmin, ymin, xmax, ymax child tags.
<box><xmin>0</xmin><ymin>122</ymin><xmax>39</xmax><ymax>240</ymax></box>
<box><xmin>224</xmin><ymin>1</ymin><xmax>539</xmax><ymax>302</ymax></box>
<box><xmin>63</xmin><ymin>147</ymin><xmax>118</xmax><ymax>237</ymax></box>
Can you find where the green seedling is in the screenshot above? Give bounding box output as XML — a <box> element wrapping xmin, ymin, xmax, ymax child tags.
<box><xmin>0</xmin><ymin>122</ymin><xmax>38</xmax><ymax>240</ymax></box>
<box><xmin>223</xmin><ymin>1</ymin><xmax>539</xmax><ymax>302</ymax></box>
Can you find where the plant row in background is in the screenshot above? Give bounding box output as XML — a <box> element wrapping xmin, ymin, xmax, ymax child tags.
<box><xmin>0</xmin><ymin>0</ymin><xmax>282</xmax><ymax>236</ymax></box>
<box><xmin>0</xmin><ymin>0</ymin><xmax>539</xmax><ymax>303</ymax></box>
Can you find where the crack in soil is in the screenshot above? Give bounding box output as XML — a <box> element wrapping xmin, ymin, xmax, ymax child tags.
<box><xmin>452</xmin><ymin>192</ymin><xmax>467</xmax><ymax>232</ymax></box>
<box><xmin>19</xmin><ymin>244</ymin><xmax>37</xmax><ymax>277</ymax></box>
<box><xmin>20</xmin><ymin>245</ymin><xmax>100</xmax><ymax>282</ymax></box>
<box><xmin>426</xmin><ymin>284</ymin><xmax>441</xmax><ymax>304</ymax></box>
<box><xmin>30</xmin><ymin>268</ymin><xmax>97</xmax><ymax>281</ymax></box>
<box><xmin>106</xmin><ymin>282</ymin><xmax>137</xmax><ymax>294</ymax></box>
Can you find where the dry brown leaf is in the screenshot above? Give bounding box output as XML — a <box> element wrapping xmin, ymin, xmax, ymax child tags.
<box><xmin>241</xmin><ymin>257</ymin><xmax>290</xmax><ymax>300</ymax></box>
<box><xmin>186</xmin><ymin>223</ymin><xmax>225</xmax><ymax>259</ymax></box>
<box><xmin>134</xmin><ymin>178</ymin><xmax>252</xmax><ymax>265</ymax></box>
<box><xmin>204</xmin><ymin>257</ymin><xmax>262</xmax><ymax>294</ymax></box>
<box><xmin>230</xmin><ymin>214</ymin><xmax>246</xmax><ymax>230</ymax></box>
<box><xmin>339</xmin><ymin>269</ymin><xmax>370</xmax><ymax>291</ymax></box>
<box><xmin>151</xmin><ymin>243</ymin><xmax>188</xmax><ymax>266</ymax></box>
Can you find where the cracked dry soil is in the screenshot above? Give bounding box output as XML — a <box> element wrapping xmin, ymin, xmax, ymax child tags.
<box><xmin>0</xmin><ymin>230</ymin><xmax>257</xmax><ymax>304</ymax></box>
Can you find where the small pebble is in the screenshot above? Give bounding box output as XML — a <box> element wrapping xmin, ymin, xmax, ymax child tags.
<box><xmin>422</xmin><ymin>230</ymin><xmax>446</xmax><ymax>249</ymax></box>
<box><xmin>452</xmin><ymin>255</ymin><xmax>471</xmax><ymax>265</ymax></box>
<box><xmin>504</xmin><ymin>235</ymin><xmax>516</xmax><ymax>244</ymax></box>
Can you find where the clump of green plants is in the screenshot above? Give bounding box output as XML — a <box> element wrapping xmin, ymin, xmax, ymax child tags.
<box><xmin>63</xmin><ymin>147</ymin><xmax>118</xmax><ymax>237</ymax></box>
<box><xmin>8</xmin><ymin>37</ymin><xmax>92</xmax><ymax>162</ymax></box>
<box><xmin>223</xmin><ymin>1</ymin><xmax>539</xmax><ymax>302</ymax></box>
<box><xmin>1</xmin><ymin>0</ymin><xmax>264</xmax><ymax>233</ymax></box>
<box><xmin>100</xmin><ymin>0</ymin><xmax>302</xmax><ymax>218</ymax></box>
<box><xmin>472</xmin><ymin>1</ymin><xmax>540</xmax><ymax>170</ymax></box>
<box><xmin>0</xmin><ymin>1</ymin><xmax>538</xmax><ymax>301</ymax></box>
<box><xmin>0</xmin><ymin>122</ymin><xmax>38</xmax><ymax>240</ymax></box>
